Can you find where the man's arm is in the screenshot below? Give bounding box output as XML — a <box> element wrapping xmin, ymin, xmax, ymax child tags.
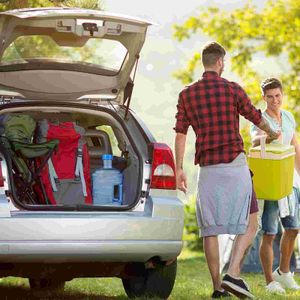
<box><xmin>174</xmin><ymin>91</ymin><xmax>190</xmax><ymax>193</ymax></box>
<box><xmin>175</xmin><ymin>133</ymin><xmax>187</xmax><ymax>193</ymax></box>
<box><xmin>252</xmin><ymin>117</ymin><xmax>281</xmax><ymax>146</ymax></box>
<box><xmin>291</xmin><ymin>134</ymin><xmax>300</xmax><ymax>176</ymax></box>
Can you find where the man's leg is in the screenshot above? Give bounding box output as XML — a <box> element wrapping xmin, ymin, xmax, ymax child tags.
<box><xmin>203</xmin><ymin>235</ymin><xmax>222</xmax><ymax>291</ymax></box>
<box><xmin>221</xmin><ymin>176</ymin><xmax>258</xmax><ymax>299</ymax></box>
<box><xmin>271</xmin><ymin>228</ymin><xmax>300</xmax><ymax>290</ymax></box>
<box><xmin>259</xmin><ymin>230</ymin><xmax>297</xmax><ymax>284</ymax></box>
<box><xmin>221</xmin><ymin>212</ymin><xmax>257</xmax><ymax>299</ymax></box>
<box><xmin>227</xmin><ymin>212</ymin><xmax>258</xmax><ymax>277</ymax></box>
<box><xmin>272</xmin><ymin>188</ymin><xmax>300</xmax><ymax>290</ymax></box>
<box><xmin>260</xmin><ymin>234</ymin><xmax>276</xmax><ymax>284</ymax></box>
<box><xmin>226</xmin><ymin>177</ymin><xmax>259</xmax><ymax>277</ymax></box>
<box><xmin>279</xmin><ymin>229</ymin><xmax>299</xmax><ymax>273</ymax></box>
<box><xmin>271</xmin><ymin>210</ymin><xmax>300</xmax><ymax>290</ymax></box>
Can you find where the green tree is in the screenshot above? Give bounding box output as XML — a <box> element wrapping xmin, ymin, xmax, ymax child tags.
<box><xmin>64</xmin><ymin>0</ymin><xmax>101</xmax><ymax>9</ymax></box>
<box><xmin>173</xmin><ymin>0</ymin><xmax>300</xmax><ymax>127</ymax></box>
<box><xmin>0</xmin><ymin>0</ymin><xmax>102</xmax><ymax>11</ymax></box>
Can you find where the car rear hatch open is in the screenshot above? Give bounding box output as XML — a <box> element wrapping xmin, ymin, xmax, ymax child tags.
<box><xmin>0</xmin><ymin>7</ymin><xmax>151</xmax><ymax>105</ymax></box>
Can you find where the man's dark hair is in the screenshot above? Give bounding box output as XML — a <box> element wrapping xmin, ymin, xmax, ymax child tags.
<box><xmin>201</xmin><ymin>41</ymin><xmax>226</xmax><ymax>67</ymax></box>
<box><xmin>261</xmin><ymin>77</ymin><xmax>283</xmax><ymax>94</ymax></box>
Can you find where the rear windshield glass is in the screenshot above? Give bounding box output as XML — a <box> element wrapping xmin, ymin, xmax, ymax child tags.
<box><xmin>1</xmin><ymin>35</ymin><xmax>127</xmax><ymax>72</ymax></box>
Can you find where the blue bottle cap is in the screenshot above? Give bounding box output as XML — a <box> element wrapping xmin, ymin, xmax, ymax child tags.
<box><xmin>102</xmin><ymin>154</ymin><xmax>113</xmax><ymax>160</ymax></box>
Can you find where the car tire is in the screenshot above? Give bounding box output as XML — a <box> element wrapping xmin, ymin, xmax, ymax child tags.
<box><xmin>122</xmin><ymin>259</ymin><xmax>177</xmax><ymax>299</ymax></box>
<box><xmin>29</xmin><ymin>278</ymin><xmax>65</xmax><ymax>291</ymax></box>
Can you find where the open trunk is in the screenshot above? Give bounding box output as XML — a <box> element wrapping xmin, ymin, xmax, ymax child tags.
<box><xmin>0</xmin><ymin>103</ymin><xmax>145</xmax><ymax>211</ymax></box>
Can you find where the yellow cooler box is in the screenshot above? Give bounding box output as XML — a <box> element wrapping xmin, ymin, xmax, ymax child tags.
<box><xmin>248</xmin><ymin>143</ymin><xmax>295</xmax><ymax>200</ymax></box>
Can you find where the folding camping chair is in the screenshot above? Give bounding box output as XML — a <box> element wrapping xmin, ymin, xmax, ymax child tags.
<box><xmin>0</xmin><ymin>136</ymin><xmax>59</xmax><ymax>205</ymax></box>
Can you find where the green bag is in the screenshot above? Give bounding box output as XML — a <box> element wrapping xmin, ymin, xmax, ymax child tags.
<box><xmin>4</xmin><ymin>114</ymin><xmax>36</xmax><ymax>143</ymax></box>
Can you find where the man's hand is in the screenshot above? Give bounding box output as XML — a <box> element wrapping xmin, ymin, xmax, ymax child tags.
<box><xmin>257</xmin><ymin>117</ymin><xmax>282</xmax><ymax>144</ymax></box>
<box><xmin>267</xmin><ymin>130</ymin><xmax>281</xmax><ymax>143</ymax></box>
<box><xmin>252</xmin><ymin>131</ymin><xmax>282</xmax><ymax>147</ymax></box>
<box><xmin>176</xmin><ymin>168</ymin><xmax>187</xmax><ymax>193</ymax></box>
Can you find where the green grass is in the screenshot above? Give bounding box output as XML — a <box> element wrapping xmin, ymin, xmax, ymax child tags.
<box><xmin>0</xmin><ymin>249</ymin><xmax>299</xmax><ymax>299</ymax></box>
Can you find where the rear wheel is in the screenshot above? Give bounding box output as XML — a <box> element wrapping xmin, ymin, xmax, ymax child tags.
<box><xmin>29</xmin><ymin>278</ymin><xmax>65</xmax><ymax>291</ymax></box>
<box><xmin>122</xmin><ymin>259</ymin><xmax>177</xmax><ymax>299</ymax></box>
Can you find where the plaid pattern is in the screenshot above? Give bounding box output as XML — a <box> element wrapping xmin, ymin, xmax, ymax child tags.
<box><xmin>174</xmin><ymin>71</ymin><xmax>262</xmax><ymax>166</ymax></box>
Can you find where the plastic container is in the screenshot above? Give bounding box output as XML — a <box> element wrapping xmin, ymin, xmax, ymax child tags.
<box><xmin>92</xmin><ymin>154</ymin><xmax>123</xmax><ymax>205</ymax></box>
<box><xmin>248</xmin><ymin>137</ymin><xmax>295</xmax><ymax>200</ymax></box>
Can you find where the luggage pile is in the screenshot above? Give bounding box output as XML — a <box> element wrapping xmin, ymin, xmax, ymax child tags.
<box><xmin>0</xmin><ymin>114</ymin><xmax>126</xmax><ymax>207</ymax></box>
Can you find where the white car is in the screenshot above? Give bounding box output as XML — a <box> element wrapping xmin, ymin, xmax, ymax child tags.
<box><xmin>0</xmin><ymin>7</ymin><xmax>184</xmax><ymax>299</ymax></box>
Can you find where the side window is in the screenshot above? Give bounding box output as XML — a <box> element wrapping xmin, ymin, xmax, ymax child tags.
<box><xmin>96</xmin><ymin>125</ymin><xmax>122</xmax><ymax>157</ymax></box>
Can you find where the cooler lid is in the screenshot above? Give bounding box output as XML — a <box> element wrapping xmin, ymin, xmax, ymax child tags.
<box><xmin>249</xmin><ymin>144</ymin><xmax>295</xmax><ymax>159</ymax></box>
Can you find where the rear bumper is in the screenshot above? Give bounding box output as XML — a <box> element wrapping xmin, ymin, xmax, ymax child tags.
<box><xmin>0</xmin><ymin>240</ymin><xmax>183</xmax><ymax>263</ymax></box>
<box><xmin>0</xmin><ymin>194</ymin><xmax>184</xmax><ymax>263</ymax></box>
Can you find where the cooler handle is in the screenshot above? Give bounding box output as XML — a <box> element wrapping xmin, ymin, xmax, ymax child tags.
<box><xmin>260</xmin><ymin>135</ymin><xmax>267</xmax><ymax>159</ymax></box>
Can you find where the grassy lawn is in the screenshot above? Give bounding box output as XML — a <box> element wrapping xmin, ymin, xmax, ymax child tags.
<box><xmin>0</xmin><ymin>249</ymin><xmax>299</xmax><ymax>299</ymax></box>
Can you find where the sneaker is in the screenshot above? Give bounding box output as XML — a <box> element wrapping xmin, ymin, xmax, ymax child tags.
<box><xmin>221</xmin><ymin>274</ymin><xmax>254</xmax><ymax>299</ymax></box>
<box><xmin>272</xmin><ymin>268</ymin><xmax>300</xmax><ymax>290</ymax></box>
<box><xmin>211</xmin><ymin>289</ymin><xmax>231</xmax><ymax>298</ymax></box>
<box><xmin>265</xmin><ymin>281</ymin><xmax>285</xmax><ymax>294</ymax></box>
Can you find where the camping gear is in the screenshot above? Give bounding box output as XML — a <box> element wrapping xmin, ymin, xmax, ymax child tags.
<box><xmin>248</xmin><ymin>136</ymin><xmax>295</xmax><ymax>200</ymax></box>
<box><xmin>3</xmin><ymin>114</ymin><xmax>36</xmax><ymax>143</ymax></box>
<box><xmin>0</xmin><ymin>114</ymin><xmax>59</xmax><ymax>204</ymax></box>
<box><xmin>36</xmin><ymin>120</ymin><xmax>92</xmax><ymax>205</ymax></box>
<box><xmin>92</xmin><ymin>154</ymin><xmax>123</xmax><ymax>205</ymax></box>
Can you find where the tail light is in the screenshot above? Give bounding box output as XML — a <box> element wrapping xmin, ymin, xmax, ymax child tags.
<box><xmin>150</xmin><ymin>143</ymin><xmax>176</xmax><ymax>190</ymax></box>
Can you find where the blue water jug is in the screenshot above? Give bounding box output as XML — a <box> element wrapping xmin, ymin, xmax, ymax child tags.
<box><xmin>92</xmin><ymin>154</ymin><xmax>123</xmax><ymax>205</ymax></box>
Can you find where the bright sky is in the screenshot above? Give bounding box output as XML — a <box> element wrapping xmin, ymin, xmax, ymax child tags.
<box><xmin>104</xmin><ymin>0</ymin><xmax>265</xmax><ymax>24</ymax></box>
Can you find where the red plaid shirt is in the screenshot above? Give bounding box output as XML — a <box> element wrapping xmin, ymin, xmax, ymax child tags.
<box><xmin>174</xmin><ymin>71</ymin><xmax>262</xmax><ymax>166</ymax></box>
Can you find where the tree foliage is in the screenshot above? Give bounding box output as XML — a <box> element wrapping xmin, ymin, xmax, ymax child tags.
<box><xmin>173</xmin><ymin>0</ymin><xmax>300</xmax><ymax>126</ymax></box>
<box><xmin>0</xmin><ymin>0</ymin><xmax>102</xmax><ymax>11</ymax></box>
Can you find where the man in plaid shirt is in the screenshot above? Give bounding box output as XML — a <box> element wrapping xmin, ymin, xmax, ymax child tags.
<box><xmin>174</xmin><ymin>41</ymin><xmax>279</xmax><ymax>299</ymax></box>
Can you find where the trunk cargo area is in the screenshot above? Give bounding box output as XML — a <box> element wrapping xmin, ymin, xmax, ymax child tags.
<box><xmin>0</xmin><ymin>105</ymin><xmax>143</xmax><ymax>210</ymax></box>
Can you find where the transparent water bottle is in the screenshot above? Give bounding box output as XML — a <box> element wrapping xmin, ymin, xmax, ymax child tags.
<box><xmin>92</xmin><ymin>154</ymin><xmax>123</xmax><ymax>205</ymax></box>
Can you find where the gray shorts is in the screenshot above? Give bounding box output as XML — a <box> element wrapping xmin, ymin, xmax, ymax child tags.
<box><xmin>196</xmin><ymin>153</ymin><xmax>252</xmax><ymax>237</ymax></box>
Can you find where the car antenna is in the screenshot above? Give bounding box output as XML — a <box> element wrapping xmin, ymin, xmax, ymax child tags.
<box><xmin>124</xmin><ymin>54</ymin><xmax>140</xmax><ymax>120</ymax></box>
